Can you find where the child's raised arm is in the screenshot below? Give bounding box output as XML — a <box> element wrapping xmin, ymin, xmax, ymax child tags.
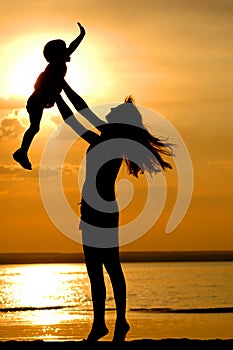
<box><xmin>67</xmin><ymin>22</ymin><xmax>86</xmax><ymax>56</ymax></box>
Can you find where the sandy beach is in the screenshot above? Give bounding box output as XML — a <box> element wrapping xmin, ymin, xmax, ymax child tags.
<box><xmin>0</xmin><ymin>339</ymin><xmax>233</xmax><ymax>350</ymax></box>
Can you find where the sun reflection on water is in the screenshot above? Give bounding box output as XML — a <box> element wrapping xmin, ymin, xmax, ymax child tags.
<box><xmin>2</xmin><ymin>263</ymin><xmax>92</xmax><ymax>326</ymax></box>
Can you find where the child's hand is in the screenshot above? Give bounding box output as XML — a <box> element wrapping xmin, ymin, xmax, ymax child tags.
<box><xmin>77</xmin><ymin>22</ymin><xmax>86</xmax><ymax>35</ymax></box>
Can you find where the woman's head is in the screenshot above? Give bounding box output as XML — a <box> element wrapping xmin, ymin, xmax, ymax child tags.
<box><xmin>103</xmin><ymin>96</ymin><xmax>173</xmax><ymax>177</ymax></box>
<box><xmin>106</xmin><ymin>95</ymin><xmax>144</xmax><ymax>129</ymax></box>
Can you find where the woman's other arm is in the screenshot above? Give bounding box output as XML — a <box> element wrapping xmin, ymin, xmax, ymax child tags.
<box><xmin>62</xmin><ymin>80</ymin><xmax>106</xmax><ymax>131</ymax></box>
<box><xmin>56</xmin><ymin>95</ymin><xmax>99</xmax><ymax>144</ymax></box>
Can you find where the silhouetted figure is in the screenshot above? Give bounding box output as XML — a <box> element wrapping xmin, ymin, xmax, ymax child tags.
<box><xmin>13</xmin><ymin>22</ymin><xmax>85</xmax><ymax>170</ymax></box>
<box><xmin>56</xmin><ymin>81</ymin><xmax>173</xmax><ymax>342</ymax></box>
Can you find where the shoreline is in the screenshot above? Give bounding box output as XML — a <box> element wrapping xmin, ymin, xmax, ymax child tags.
<box><xmin>0</xmin><ymin>339</ymin><xmax>233</xmax><ymax>349</ymax></box>
<box><xmin>1</xmin><ymin>251</ymin><xmax>233</xmax><ymax>265</ymax></box>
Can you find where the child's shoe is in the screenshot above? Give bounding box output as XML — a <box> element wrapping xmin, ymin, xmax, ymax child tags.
<box><xmin>13</xmin><ymin>149</ymin><xmax>32</xmax><ymax>170</ymax></box>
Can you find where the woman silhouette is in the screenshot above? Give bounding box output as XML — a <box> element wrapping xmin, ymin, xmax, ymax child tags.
<box><xmin>56</xmin><ymin>82</ymin><xmax>172</xmax><ymax>342</ymax></box>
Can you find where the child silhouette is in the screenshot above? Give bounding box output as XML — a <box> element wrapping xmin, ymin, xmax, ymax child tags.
<box><xmin>13</xmin><ymin>22</ymin><xmax>85</xmax><ymax>170</ymax></box>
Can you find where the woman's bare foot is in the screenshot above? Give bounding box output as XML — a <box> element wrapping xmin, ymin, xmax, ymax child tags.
<box><xmin>112</xmin><ymin>319</ymin><xmax>130</xmax><ymax>343</ymax></box>
<box><xmin>86</xmin><ymin>324</ymin><xmax>109</xmax><ymax>342</ymax></box>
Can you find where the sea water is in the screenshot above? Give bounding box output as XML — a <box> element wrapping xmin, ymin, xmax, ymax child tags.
<box><xmin>0</xmin><ymin>261</ymin><xmax>233</xmax><ymax>340</ymax></box>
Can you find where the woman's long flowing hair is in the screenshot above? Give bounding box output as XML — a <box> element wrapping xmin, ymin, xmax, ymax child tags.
<box><xmin>122</xmin><ymin>96</ymin><xmax>173</xmax><ymax>178</ymax></box>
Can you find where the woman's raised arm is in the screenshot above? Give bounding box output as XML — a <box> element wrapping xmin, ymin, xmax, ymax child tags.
<box><xmin>62</xmin><ymin>80</ymin><xmax>106</xmax><ymax>130</ymax></box>
<box><xmin>56</xmin><ymin>95</ymin><xmax>99</xmax><ymax>144</ymax></box>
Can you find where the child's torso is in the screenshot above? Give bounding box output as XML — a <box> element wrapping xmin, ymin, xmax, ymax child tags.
<box><xmin>31</xmin><ymin>62</ymin><xmax>67</xmax><ymax>107</ymax></box>
<box><xmin>34</xmin><ymin>62</ymin><xmax>67</xmax><ymax>95</ymax></box>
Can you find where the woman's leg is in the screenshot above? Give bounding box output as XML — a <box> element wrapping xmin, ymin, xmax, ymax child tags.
<box><xmin>103</xmin><ymin>248</ymin><xmax>130</xmax><ymax>342</ymax></box>
<box><xmin>83</xmin><ymin>245</ymin><xmax>109</xmax><ymax>341</ymax></box>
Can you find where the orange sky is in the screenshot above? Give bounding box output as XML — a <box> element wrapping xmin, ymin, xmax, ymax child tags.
<box><xmin>0</xmin><ymin>0</ymin><xmax>233</xmax><ymax>253</ymax></box>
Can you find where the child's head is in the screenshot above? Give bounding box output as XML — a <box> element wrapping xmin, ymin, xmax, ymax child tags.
<box><xmin>43</xmin><ymin>39</ymin><xmax>68</xmax><ymax>63</ymax></box>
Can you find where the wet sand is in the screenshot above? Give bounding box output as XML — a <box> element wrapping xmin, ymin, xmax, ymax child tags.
<box><xmin>0</xmin><ymin>339</ymin><xmax>233</xmax><ymax>350</ymax></box>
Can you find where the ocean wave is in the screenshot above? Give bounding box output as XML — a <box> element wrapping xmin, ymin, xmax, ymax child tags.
<box><xmin>2</xmin><ymin>305</ymin><xmax>233</xmax><ymax>314</ymax></box>
<box><xmin>0</xmin><ymin>305</ymin><xmax>76</xmax><ymax>313</ymax></box>
<box><xmin>130</xmin><ymin>306</ymin><xmax>233</xmax><ymax>314</ymax></box>
<box><xmin>0</xmin><ymin>306</ymin><xmax>116</xmax><ymax>313</ymax></box>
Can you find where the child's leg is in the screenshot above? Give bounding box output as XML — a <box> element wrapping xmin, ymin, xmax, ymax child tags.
<box><xmin>13</xmin><ymin>102</ymin><xmax>43</xmax><ymax>169</ymax></box>
<box><xmin>20</xmin><ymin>109</ymin><xmax>43</xmax><ymax>153</ymax></box>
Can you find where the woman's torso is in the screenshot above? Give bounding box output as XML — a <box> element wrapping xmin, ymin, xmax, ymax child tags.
<box><xmin>80</xmin><ymin>134</ymin><xmax>123</xmax><ymax>229</ymax></box>
<box><xmin>82</xmin><ymin>139</ymin><xmax>122</xmax><ymax>202</ymax></box>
